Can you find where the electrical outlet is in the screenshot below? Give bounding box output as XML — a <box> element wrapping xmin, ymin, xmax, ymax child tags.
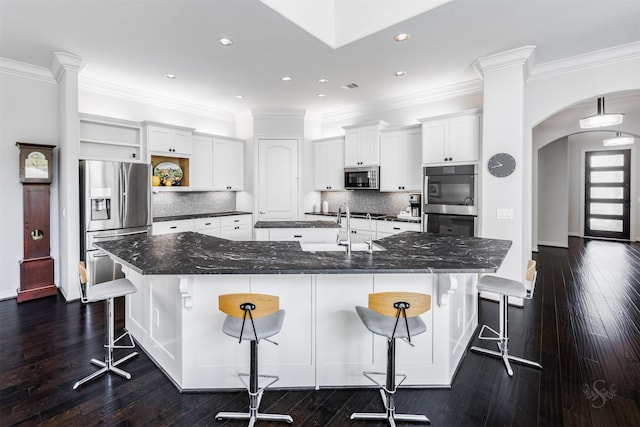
<box><xmin>496</xmin><ymin>208</ymin><xmax>513</xmax><ymax>220</ymax></box>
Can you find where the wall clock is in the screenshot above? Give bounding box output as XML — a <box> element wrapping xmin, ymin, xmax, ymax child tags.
<box><xmin>487</xmin><ymin>153</ymin><xmax>516</xmax><ymax>178</ymax></box>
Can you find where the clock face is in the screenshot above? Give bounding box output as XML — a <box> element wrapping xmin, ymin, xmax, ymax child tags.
<box><xmin>487</xmin><ymin>153</ymin><xmax>516</xmax><ymax>177</ymax></box>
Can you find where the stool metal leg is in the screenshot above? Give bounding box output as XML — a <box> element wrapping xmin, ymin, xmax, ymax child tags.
<box><xmin>470</xmin><ymin>294</ymin><xmax>542</xmax><ymax>376</ymax></box>
<box><xmin>73</xmin><ymin>297</ymin><xmax>138</xmax><ymax>389</ymax></box>
<box><xmin>215</xmin><ymin>340</ymin><xmax>293</xmax><ymax>425</ymax></box>
<box><xmin>351</xmin><ymin>338</ymin><xmax>430</xmax><ymax>426</ymax></box>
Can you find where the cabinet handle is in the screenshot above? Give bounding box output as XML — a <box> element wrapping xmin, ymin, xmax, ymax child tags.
<box><xmin>170</xmin><ymin>226</ymin><xmax>177</xmax><ymax>229</ymax></box>
<box><xmin>205</xmin><ymin>222</ymin><xmax>211</xmax><ymax>226</ymax></box>
<box><xmin>132</xmin><ymin>153</ymin><xmax>136</xmax><ymax>158</ymax></box>
<box><xmin>234</xmin><ymin>219</ymin><xmax>239</xmax><ymax>223</ymax></box>
<box><xmin>235</xmin><ymin>226</ymin><xmax>240</xmax><ymax>230</ymax></box>
<box><xmin>294</xmin><ymin>234</ymin><xmax>303</xmax><ymax>238</ymax></box>
<box><xmin>393</xmin><ymin>227</ymin><xmax>401</xmax><ymax>230</ymax></box>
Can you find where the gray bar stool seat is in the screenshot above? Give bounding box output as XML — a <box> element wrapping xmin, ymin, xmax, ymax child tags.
<box><xmin>73</xmin><ymin>261</ymin><xmax>138</xmax><ymax>390</ymax></box>
<box><xmin>470</xmin><ymin>260</ymin><xmax>542</xmax><ymax>376</ymax></box>
<box><xmin>215</xmin><ymin>293</ymin><xmax>293</xmax><ymax>427</ymax></box>
<box><xmin>351</xmin><ymin>291</ymin><xmax>432</xmax><ymax>426</ymax></box>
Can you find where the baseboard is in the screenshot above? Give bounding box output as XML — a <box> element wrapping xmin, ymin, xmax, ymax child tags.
<box><xmin>537</xmin><ymin>240</ymin><xmax>569</xmax><ymax>248</ymax></box>
<box><xmin>568</xmin><ymin>232</ymin><xmax>580</xmax><ymax>237</ymax></box>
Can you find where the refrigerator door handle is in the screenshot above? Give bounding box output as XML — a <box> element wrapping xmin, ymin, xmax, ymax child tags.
<box><xmin>120</xmin><ymin>163</ymin><xmax>126</xmax><ymax>226</ymax></box>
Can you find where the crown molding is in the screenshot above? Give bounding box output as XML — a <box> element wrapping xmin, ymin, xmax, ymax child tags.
<box><xmin>0</xmin><ymin>57</ymin><xmax>56</xmax><ymax>84</ymax></box>
<box><xmin>473</xmin><ymin>45</ymin><xmax>537</xmax><ymax>79</ymax></box>
<box><xmin>529</xmin><ymin>41</ymin><xmax>640</xmax><ymax>81</ymax></box>
<box><xmin>321</xmin><ymin>79</ymin><xmax>483</xmax><ymax>123</ymax></box>
<box><xmin>78</xmin><ymin>76</ymin><xmax>236</xmax><ymax>123</ymax></box>
<box><xmin>50</xmin><ymin>52</ymin><xmax>85</xmax><ymax>82</ymax></box>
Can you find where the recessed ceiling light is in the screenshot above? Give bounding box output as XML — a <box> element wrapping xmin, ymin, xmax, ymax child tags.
<box><xmin>281</xmin><ymin>76</ymin><xmax>293</xmax><ymax>82</ymax></box>
<box><xmin>394</xmin><ymin>71</ymin><xmax>406</xmax><ymax>77</ymax></box>
<box><xmin>317</xmin><ymin>78</ymin><xmax>329</xmax><ymax>84</ymax></box>
<box><xmin>218</xmin><ymin>38</ymin><xmax>233</xmax><ymax>46</ymax></box>
<box><xmin>317</xmin><ymin>93</ymin><xmax>326</xmax><ymax>98</ymax></box>
<box><xmin>394</xmin><ymin>33</ymin><xmax>410</xmax><ymax>42</ymax></box>
<box><xmin>235</xmin><ymin>95</ymin><xmax>244</xmax><ymax>99</ymax></box>
<box><xmin>164</xmin><ymin>73</ymin><xmax>176</xmax><ymax>79</ymax></box>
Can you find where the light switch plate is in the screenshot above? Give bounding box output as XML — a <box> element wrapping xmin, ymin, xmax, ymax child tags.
<box><xmin>497</xmin><ymin>208</ymin><xmax>513</xmax><ymax>220</ymax></box>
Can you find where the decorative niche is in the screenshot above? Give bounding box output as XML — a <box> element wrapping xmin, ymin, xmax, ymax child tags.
<box><xmin>151</xmin><ymin>155</ymin><xmax>190</xmax><ymax>189</ymax></box>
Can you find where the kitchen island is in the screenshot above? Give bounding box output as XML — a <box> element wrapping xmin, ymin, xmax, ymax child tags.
<box><xmin>95</xmin><ymin>231</ymin><xmax>510</xmax><ymax>391</ymax></box>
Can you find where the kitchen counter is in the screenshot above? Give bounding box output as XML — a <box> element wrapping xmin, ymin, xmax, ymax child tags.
<box><xmin>95</xmin><ymin>231</ymin><xmax>510</xmax><ymax>391</ymax></box>
<box><xmin>253</xmin><ymin>220</ymin><xmax>340</xmax><ymax>229</ymax></box>
<box><xmin>153</xmin><ymin>210</ymin><xmax>251</xmax><ymax>222</ymax></box>
<box><xmin>95</xmin><ymin>231</ymin><xmax>510</xmax><ymax>275</ymax></box>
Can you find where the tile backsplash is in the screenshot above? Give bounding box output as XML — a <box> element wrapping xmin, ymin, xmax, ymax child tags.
<box><xmin>152</xmin><ymin>191</ymin><xmax>236</xmax><ymax>218</ymax></box>
<box><xmin>318</xmin><ymin>191</ymin><xmax>419</xmax><ymax>215</ymax></box>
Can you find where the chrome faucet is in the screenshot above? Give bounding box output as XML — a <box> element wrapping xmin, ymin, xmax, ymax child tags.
<box><xmin>336</xmin><ymin>203</ymin><xmax>351</xmax><ymax>254</ymax></box>
<box><xmin>364</xmin><ymin>213</ymin><xmax>373</xmax><ymax>254</ymax></box>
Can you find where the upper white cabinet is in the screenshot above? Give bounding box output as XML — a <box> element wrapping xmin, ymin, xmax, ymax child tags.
<box><xmin>343</xmin><ymin>120</ymin><xmax>389</xmax><ymax>166</ymax></box>
<box><xmin>190</xmin><ymin>133</ymin><xmax>245</xmax><ymax>191</ymax></box>
<box><xmin>313</xmin><ymin>136</ymin><xmax>344</xmax><ymax>191</ymax></box>
<box><xmin>212</xmin><ymin>137</ymin><xmax>244</xmax><ymax>191</ymax></box>
<box><xmin>420</xmin><ymin>111</ymin><xmax>481</xmax><ymax>165</ymax></box>
<box><xmin>380</xmin><ymin>125</ymin><xmax>422</xmax><ymax>192</ymax></box>
<box><xmin>144</xmin><ymin>121</ymin><xmax>194</xmax><ymax>156</ymax></box>
<box><xmin>79</xmin><ymin>114</ymin><xmax>142</xmax><ymax>162</ymax></box>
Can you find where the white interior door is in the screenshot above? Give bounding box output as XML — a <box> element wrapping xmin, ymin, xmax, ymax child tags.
<box><xmin>258</xmin><ymin>138</ymin><xmax>299</xmax><ymax>221</ymax></box>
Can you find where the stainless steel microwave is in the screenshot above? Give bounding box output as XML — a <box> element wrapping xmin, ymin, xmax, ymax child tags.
<box><xmin>344</xmin><ymin>166</ymin><xmax>379</xmax><ymax>190</ymax></box>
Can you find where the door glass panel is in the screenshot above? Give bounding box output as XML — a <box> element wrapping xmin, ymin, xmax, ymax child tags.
<box><xmin>590</xmin><ymin>154</ymin><xmax>624</xmax><ymax>167</ymax></box>
<box><xmin>590</xmin><ymin>170</ymin><xmax>623</xmax><ymax>183</ymax></box>
<box><xmin>590</xmin><ymin>187</ymin><xmax>623</xmax><ymax>199</ymax></box>
<box><xmin>590</xmin><ymin>203</ymin><xmax>623</xmax><ymax>215</ymax></box>
<box><xmin>589</xmin><ymin>218</ymin><xmax>623</xmax><ymax>232</ymax></box>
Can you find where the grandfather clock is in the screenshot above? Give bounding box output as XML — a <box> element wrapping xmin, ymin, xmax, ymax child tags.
<box><xmin>16</xmin><ymin>142</ymin><xmax>58</xmax><ymax>303</ymax></box>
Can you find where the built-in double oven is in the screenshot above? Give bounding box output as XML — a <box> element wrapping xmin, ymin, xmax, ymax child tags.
<box><xmin>423</xmin><ymin>164</ymin><xmax>477</xmax><ymax>236</ymax></box>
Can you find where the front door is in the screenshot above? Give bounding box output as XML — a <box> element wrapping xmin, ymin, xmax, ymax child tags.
<box><xmin>584</xmin><ymin>149</ymin><xmax>631</xmax><ymax>240</ymax></box>
<box><xmin>258</xmin><ymin>138</ymin><xmax>299</xmax><ymax>221</ymax></box>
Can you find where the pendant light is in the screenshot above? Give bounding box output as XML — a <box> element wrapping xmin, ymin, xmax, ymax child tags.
<box><xmin>603</xmin><ymin>132</ymin><xmax>635</xmax><ymax>146</ymax></box>
<box><xmin>579</xmin><ymin>97</ymin><xmax>624</xmax><ymax>129</ymax></box>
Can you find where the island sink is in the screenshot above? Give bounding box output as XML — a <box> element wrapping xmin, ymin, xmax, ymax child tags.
<box><xmin>299</xmin><ymin>241</ymin><xmax>385</xmax><ymax>252</ymax></box>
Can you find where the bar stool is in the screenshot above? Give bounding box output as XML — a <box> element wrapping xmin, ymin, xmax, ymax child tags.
<box><xmin>215</xmin><ymin>293</ymin><xmax>293</xmax><ymax>426</ymax></box>
<box><xmin>73</xmin><ymin>261</ymin><xmax>138</xmax><ymax>390</ymax></box>
<box><xmin>351</xmin><ymin>291</ymin><xmax>432</xmax><ymax>426</ymax></box>
<box><xmin>470</xmin><ymin>260</ymin><xmax>542</xmax><ymax>376</ymax></box>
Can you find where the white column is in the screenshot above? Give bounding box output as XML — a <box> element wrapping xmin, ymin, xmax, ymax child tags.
<box><xmin>50</xmin><ymin>52</ymin><xmax>84</xmax><ymax>300</ymax></box>
<box><xmin>474</xmin><ymin>46</ymin><xmax>536</xmax><ymax>280</ymax></box>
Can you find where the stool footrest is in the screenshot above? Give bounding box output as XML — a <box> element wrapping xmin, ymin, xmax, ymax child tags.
<box><xmin>477</xmin><ymin>324</ymin><xmax>502</xmax><ymax>341</ymax></box>
<box><xmin>362</xmin><ymin>370</ymin><xmax>407</xmax><ymax>394</ymax></box>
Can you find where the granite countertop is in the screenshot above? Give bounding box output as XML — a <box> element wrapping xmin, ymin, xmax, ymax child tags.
<box><xmin>254</xmin><ymin>220</ymin><xmax>341</xmax><ymax>229</ymax></box>
<box><xmin>154</xmin><ymin>211</ymin><xmax>252</xmax><ymax>222</ymax></box>
<box><xmin>306</xmin><ymin>211</ymin><xmax>421</xmax><ymax>223</ymax></box>
<box><xmin>95</xmin><ymin>231</ymin><xmax>511</xmax><ymax>276</ymax></box>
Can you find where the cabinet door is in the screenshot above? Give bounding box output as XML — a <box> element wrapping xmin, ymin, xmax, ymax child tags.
<box><xmin>344</xmin><ymin>129</ymin><xmax>360</xmax><ymax>166</ymax></box>
<box><xmin>148</xmin><ymin>126</ymin><xmax>172</xmax><ymax>153</ymax></box>
<box><xmin>314</xmin><ymin>141</ymin><xmax>330</xmax><ymax>190</ymax></box>
<box><xmin>358</xmin><ymin>127</ymin><xmax>378</xmax><ymax>165</ymax></box>
<box><xmin>422</xmin><ymin>119</ymin><xmax>448</xmax><ymax>164</ymax></box>
<box><xmin>211</xmin><ymin>139</ymin><xmax>229</xmax><ymax>190</ymax></box>
<box><xmin>152</xmin><ymin>220</ymin><xmax>194</xmax><ymax>235</ymax></box>
<box><xmin>190</xmin><ymin>135</ymin><xmax>213</xmax><ymax>190</ymax></box>
<box><xmin>380</xmin><ymin>133</ymin><xmax>401</xmax><ymax>191</ymax></box>
<box><xmin>172</xmin><ymin>129</ymin><xmax>193</xmax><ymax>155</ymax></box>
<box><xmin>226</xmin><ymin>140</ymin><xmax>244</xmax><ymax>190</ymax></box>
<box><xmin>400</xmin><ymin>128</ymin><xmax>423</xmax><ymax>191</ymax></box>
<box><xmin>327</xmin><ymin>139</ymin><xmax>345</xmax><ymax>189</ymax></box>
<box><xmin>449</xmin><ymin>114</ymin><xmax>479</xmax><ymax>162</ymax></box>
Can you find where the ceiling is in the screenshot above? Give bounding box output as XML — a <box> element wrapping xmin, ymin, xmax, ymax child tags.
<box><xmin>1</xmin><ymin>0</ymin><xmax>639</xmax><ymax>118</ymax></box>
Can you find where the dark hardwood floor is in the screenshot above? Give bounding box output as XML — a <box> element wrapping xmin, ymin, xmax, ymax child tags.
<box><xmin>2</xmin><ymin>237</ymin><xmax>640</xmax><ymax>426</ymax></box>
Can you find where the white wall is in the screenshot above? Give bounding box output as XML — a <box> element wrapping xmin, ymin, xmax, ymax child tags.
<box><xmin>0</xmin><ymin>72</ymin><xmax>58</xmax><ymax>300</ymax></box>
<box><xmin>537</xmin><ymin>138</ymin><xmax>568</xmax><ymax>247</ymax></box>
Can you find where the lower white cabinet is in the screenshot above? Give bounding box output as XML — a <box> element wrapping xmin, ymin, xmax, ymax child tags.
<box><xmin>153</xmin><ymin>214</ymin><xmax>252</xmax><ymax>240</ymax></box>
<box><xmin>256</xmin><ymin>228</ymin><xmax>338</xmax><ymax>242</ymax></box>
<box><xmin>376</xmin><ymin>220</ymin><xmax>421</xmax><ymax>238</ymax></box>
<box><xmin>152</xmin><ymin>219</ymin><xmax>194</xmax><ymax>235</ymax></box>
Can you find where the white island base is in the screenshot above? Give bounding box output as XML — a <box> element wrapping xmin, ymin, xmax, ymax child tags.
<box><xmin>122</xmin><ymin>267</ymin><xmax>479</xmax><ymax>391</ymax></box>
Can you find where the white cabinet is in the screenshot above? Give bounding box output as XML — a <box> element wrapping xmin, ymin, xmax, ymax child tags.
<box><xmin>212</xmin><ymin>137</ymin><xmax>244</xmax><ymax>191</ymax></box>
<box><xmin>256</xmin><ymin>228</ymin><xmax>338</xmax><ymax>242</ymax></box>
<box><xmin>79</xmin><ymin>114</ymin><xmax>142</xmax><ymax>162</ymax></box>
<box><xmin>190</xmin><ymin>134</ymin><xmax>244</xmax><ymax>191</ymax></box>
<box><xmin>376</xmin><ymin>220</ymin><xmax>421</xmax><ymax>239</ymax></box>
<box><xmin>220</xmin><ymin>214</ymin><xmax>252</xmax><ymax>240</ymax></box>
<box><xmin>193</xmin><ymin>217</ymin><xmax>222</xmax><ymax>237</ymax></box>
<box><xmin>152</xmin><ymin>219</ymin><xmax>195</xmax><ymax>235</ymax></box>
<box><xmin>380</xmin><ymin>125</ymin><xmax>422</xmax><ymax>192</ymax></box>
<box><xmin>144</xmin><ymin>122</ymin><xmax>194</xmax><ymax>156</ymax></box>
<box><xmin>343</xmin><ymin>120</ymin><xmax>389</xmax><ymax>166</ymax></box>
<box><xmin>420</xmin><ymin>111</ymin><xmax>481</xmax><ymax>164</ymax></box>
<box><xmin>313</xmin><ymin>137</ymin><xmax>344</xmax><ymax>191</ymax></box>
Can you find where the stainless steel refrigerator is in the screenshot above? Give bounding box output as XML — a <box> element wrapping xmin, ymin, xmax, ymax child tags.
<box><xmin>80</xmin><ymin>160</ymin><xmax>151</xmax><ymax>285</ymax></box>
